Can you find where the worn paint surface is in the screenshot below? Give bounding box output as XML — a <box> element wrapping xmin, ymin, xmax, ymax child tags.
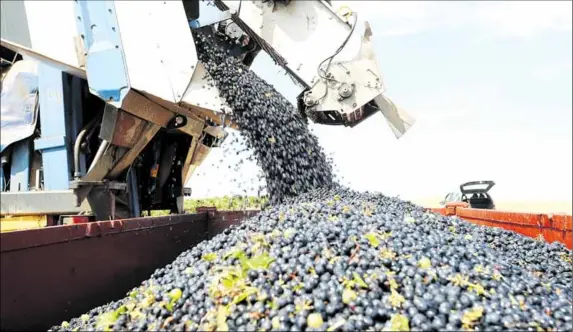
<box><xmin>197</xmin><ymin>207</ymin><xmax>259</xmax><ymax>238</ymax></box>
<box><xmin>0</xmin><ymin>210</ymin><xmax>258</xmax><ymax>331</ymax></box>
<box><xmin>110</xmin><ymin>110</ymin><xmax>146</xmax><ymax>148</ymax></box>
<box><xmin>120</xmin><ymin>91</ymin><xmax>174</xmax><ymax>127</ymax></box>
<box><xmin>430</xmin><ymin>205</ymin><xmax>572</xmax><ymax>249</ymax></box>
<box><xmin>0</xmin><ymin>215</ymin><xmax>47</xmax><ymax>233</ymax></box>
<box><xmin>107</xmin><ymin>122</ymin><xmax>161</xmax><ymax>179</ymax></box>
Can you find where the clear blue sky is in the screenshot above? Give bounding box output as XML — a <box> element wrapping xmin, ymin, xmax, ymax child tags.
<box><xmin>190</xmin><ymin>1</ymin><xmax>572</xmax><ymax>203</ymax></box>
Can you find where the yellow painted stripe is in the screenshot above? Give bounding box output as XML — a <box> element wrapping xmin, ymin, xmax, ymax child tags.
<box><xmin>0</xmin><ymin>215</ymin><xmax>48</xmax><ymax>233</ymax></box>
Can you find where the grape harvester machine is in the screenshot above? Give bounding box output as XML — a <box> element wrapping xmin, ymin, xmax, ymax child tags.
<box><xmin>0</xmin><ymin>0</ymin><xmax>415</xmax><ymax>227</ymax></box>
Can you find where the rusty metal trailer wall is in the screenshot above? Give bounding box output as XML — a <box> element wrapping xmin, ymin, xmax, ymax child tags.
<box><xmin>2</xmin><ymin>204</ymin><xmax>571</xmax><ymax>331</ymax></box>
<box><xmin>430</xmin><ymin>205</ymin><xmax>572</xmax><ymax>249</ymax></box>
<box><xmin>0</xmin><ymin>210</ymin><xmax>258</xmax><ymax>331</ymax></box>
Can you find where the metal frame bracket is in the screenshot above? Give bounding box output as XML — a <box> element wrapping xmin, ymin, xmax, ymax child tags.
<box><xmin>34</xmin><ymin>135</ymin><xmax>66</xmax><ymax>151</ymax></box>
<box><xmin>74</xmin><ymin>0</ymin><xmax>130</xmax><ymax>106</ymax></box>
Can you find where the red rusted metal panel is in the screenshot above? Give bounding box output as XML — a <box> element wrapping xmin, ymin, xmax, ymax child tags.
<box><xmin>449</xmin><ymin>202</ymin><xmax>470</xmax><ymax>208</ymax></box>
<box><xmin>456</xmin><ymin>209</ymin><xmax>572</xmax><ymax>249</ymax></box>
<box><xmin>430</xmin><ymin>205</ymin><xmax>572</xmax><ymax>249</ymax></box>
<box><xmin>428</xmin><ymin>207</ymin><xmax>447</xmax><ymax>215</ymax></box>
<box><xmin>546</xmin><ymin>214</ymin><xmax>573</xmax><ymax>247</ymax></box>
<box><xmin>0</xmin><ymin>210</ymin><xmax>255</xmax><ymax>331</ymax></box>
<box><xmin>446</xmin><ymin>202</ymin><xmax>469</xmax><ymax>215</ymax></box>
<box><xmin>204</xmin><ymin>209</ymin><xmax>260</xmax><ymax>238</ymax></box>
<box><xmin>110</xmin><ymin>110</ymin><xmax>146</xmax><ymax>148</ymax></box>
<box><xmin>456</xmin><ymin>208</ymin><xmax>543</xmax><ymax>239</ymax></box>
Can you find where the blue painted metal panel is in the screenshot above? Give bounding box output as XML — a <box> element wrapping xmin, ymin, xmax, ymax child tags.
<box><xmin>36</xmin><ymin>64</ymin><xmax>71</xmax><ymax>191</ymax></box>
<box><xmin>8</xmin><ymin>140</ymin><xmax>31</xmax><ymax>192</ymax></box>
<box><xmin>74</xmin><ymin>0</ymin><xmax>130</xmax><ymax>106</ymax></box>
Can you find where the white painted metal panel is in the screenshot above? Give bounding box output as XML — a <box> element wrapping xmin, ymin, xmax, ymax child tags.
<box><xmin>180</xmin><ymin>62</ymin><xmax>232</xmax><ymax>114</ymax></box>
<box><xmin>114</xmin><ymin>1</ymin><xmax>198</xmax><ymax>104</ymax></box>
<box><xmin>192</xmin><ymin>0</ymin><xmax>232</xmax><ymax>27</ymax></box>
<box><xmin>0</xmin><ymin>39</ymin><xmax>87</xmax><ymax>79</ymax></box>
<box><xmin>304</xmin><ymin>23</ymin><xmax>384</xmax><ymax>117</ymax></box>
<box><xmin>221</xmin><ymin>0</ymin><xmax>414</xmax><ymax>135</ymax></box>
<box><xmin>23</xmin><ymin>1</ymin><xmax>81</xmax><ymax>69</ymax></box>
<box><xmin>223</xmin><ymin>0</ymin><xmax>360</xmax><ymax>86</ymax></box>
<box><xmin>1</xmin><ymin>0</ymin><xmax>32</xmax><ymax>48</ymax></box>
<box><xmin>374</xmin><ymin>94</ymin><xmax>416</xmax><ymax>139</ymax></box>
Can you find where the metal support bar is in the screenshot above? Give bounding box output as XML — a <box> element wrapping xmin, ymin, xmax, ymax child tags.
<box><xmin>67</xmin><ymin>76</ymin><xmax>86</xmax><ymax>176</ymax></box>
<box><xmin>69</xmin><ymin>180</ymin><xmax>127</xmax><ymax>191</ymax></box>
<box><xmin>9</xmin><ymin>139</ymin><xmax>32</xmax><ymax>192</ymax></box>
<box><xmin>0</xmin><ymin>153</ymin><xmax>10</xmax><ymax>193</ymax></box>
<box><xmin>36</xmin><ymin>63</ymin><xmax>72</xmax><ymax>190</ymax></box>
<box><xmin>0</xmin><ymin>166</ymin><xmax>5</xmax><ymax>192</ymax></box>
<box><xmin>0</xmin><ymin>191</ymin><xmax>91</xmax><ymax>216</ymax></box>
<box><xmin>127</xmin><ymin>169</ymin><xmax>140</xmax><ymax>218</ymax></box>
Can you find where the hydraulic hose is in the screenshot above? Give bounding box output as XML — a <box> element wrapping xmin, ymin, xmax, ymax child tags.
<box><xmin>73</xmin><ymin>117</ymin><xmax>99</xmax><ymax>178</ymax></box>
<box><xmin>87</xmin><ymin>140</ymin><xmax>110</xmax><ymax>174</ymax></box>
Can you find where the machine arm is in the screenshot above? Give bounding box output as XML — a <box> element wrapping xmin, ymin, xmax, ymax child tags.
<box><xmin>214</xmin><ymin>0</ymin><xmax>416</xmax><ymax>136</ymax></box>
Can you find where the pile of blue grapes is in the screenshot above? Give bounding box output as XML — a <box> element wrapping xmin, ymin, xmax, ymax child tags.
<box><xmin>51</xmin><ymin>29</ymin><xmax>572</xmax><ymax>332</ymax></box>
<box><xmin>52</xmin><ymin>188</ymin><xmax>572</xmax><ymax>331</ymax></box>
